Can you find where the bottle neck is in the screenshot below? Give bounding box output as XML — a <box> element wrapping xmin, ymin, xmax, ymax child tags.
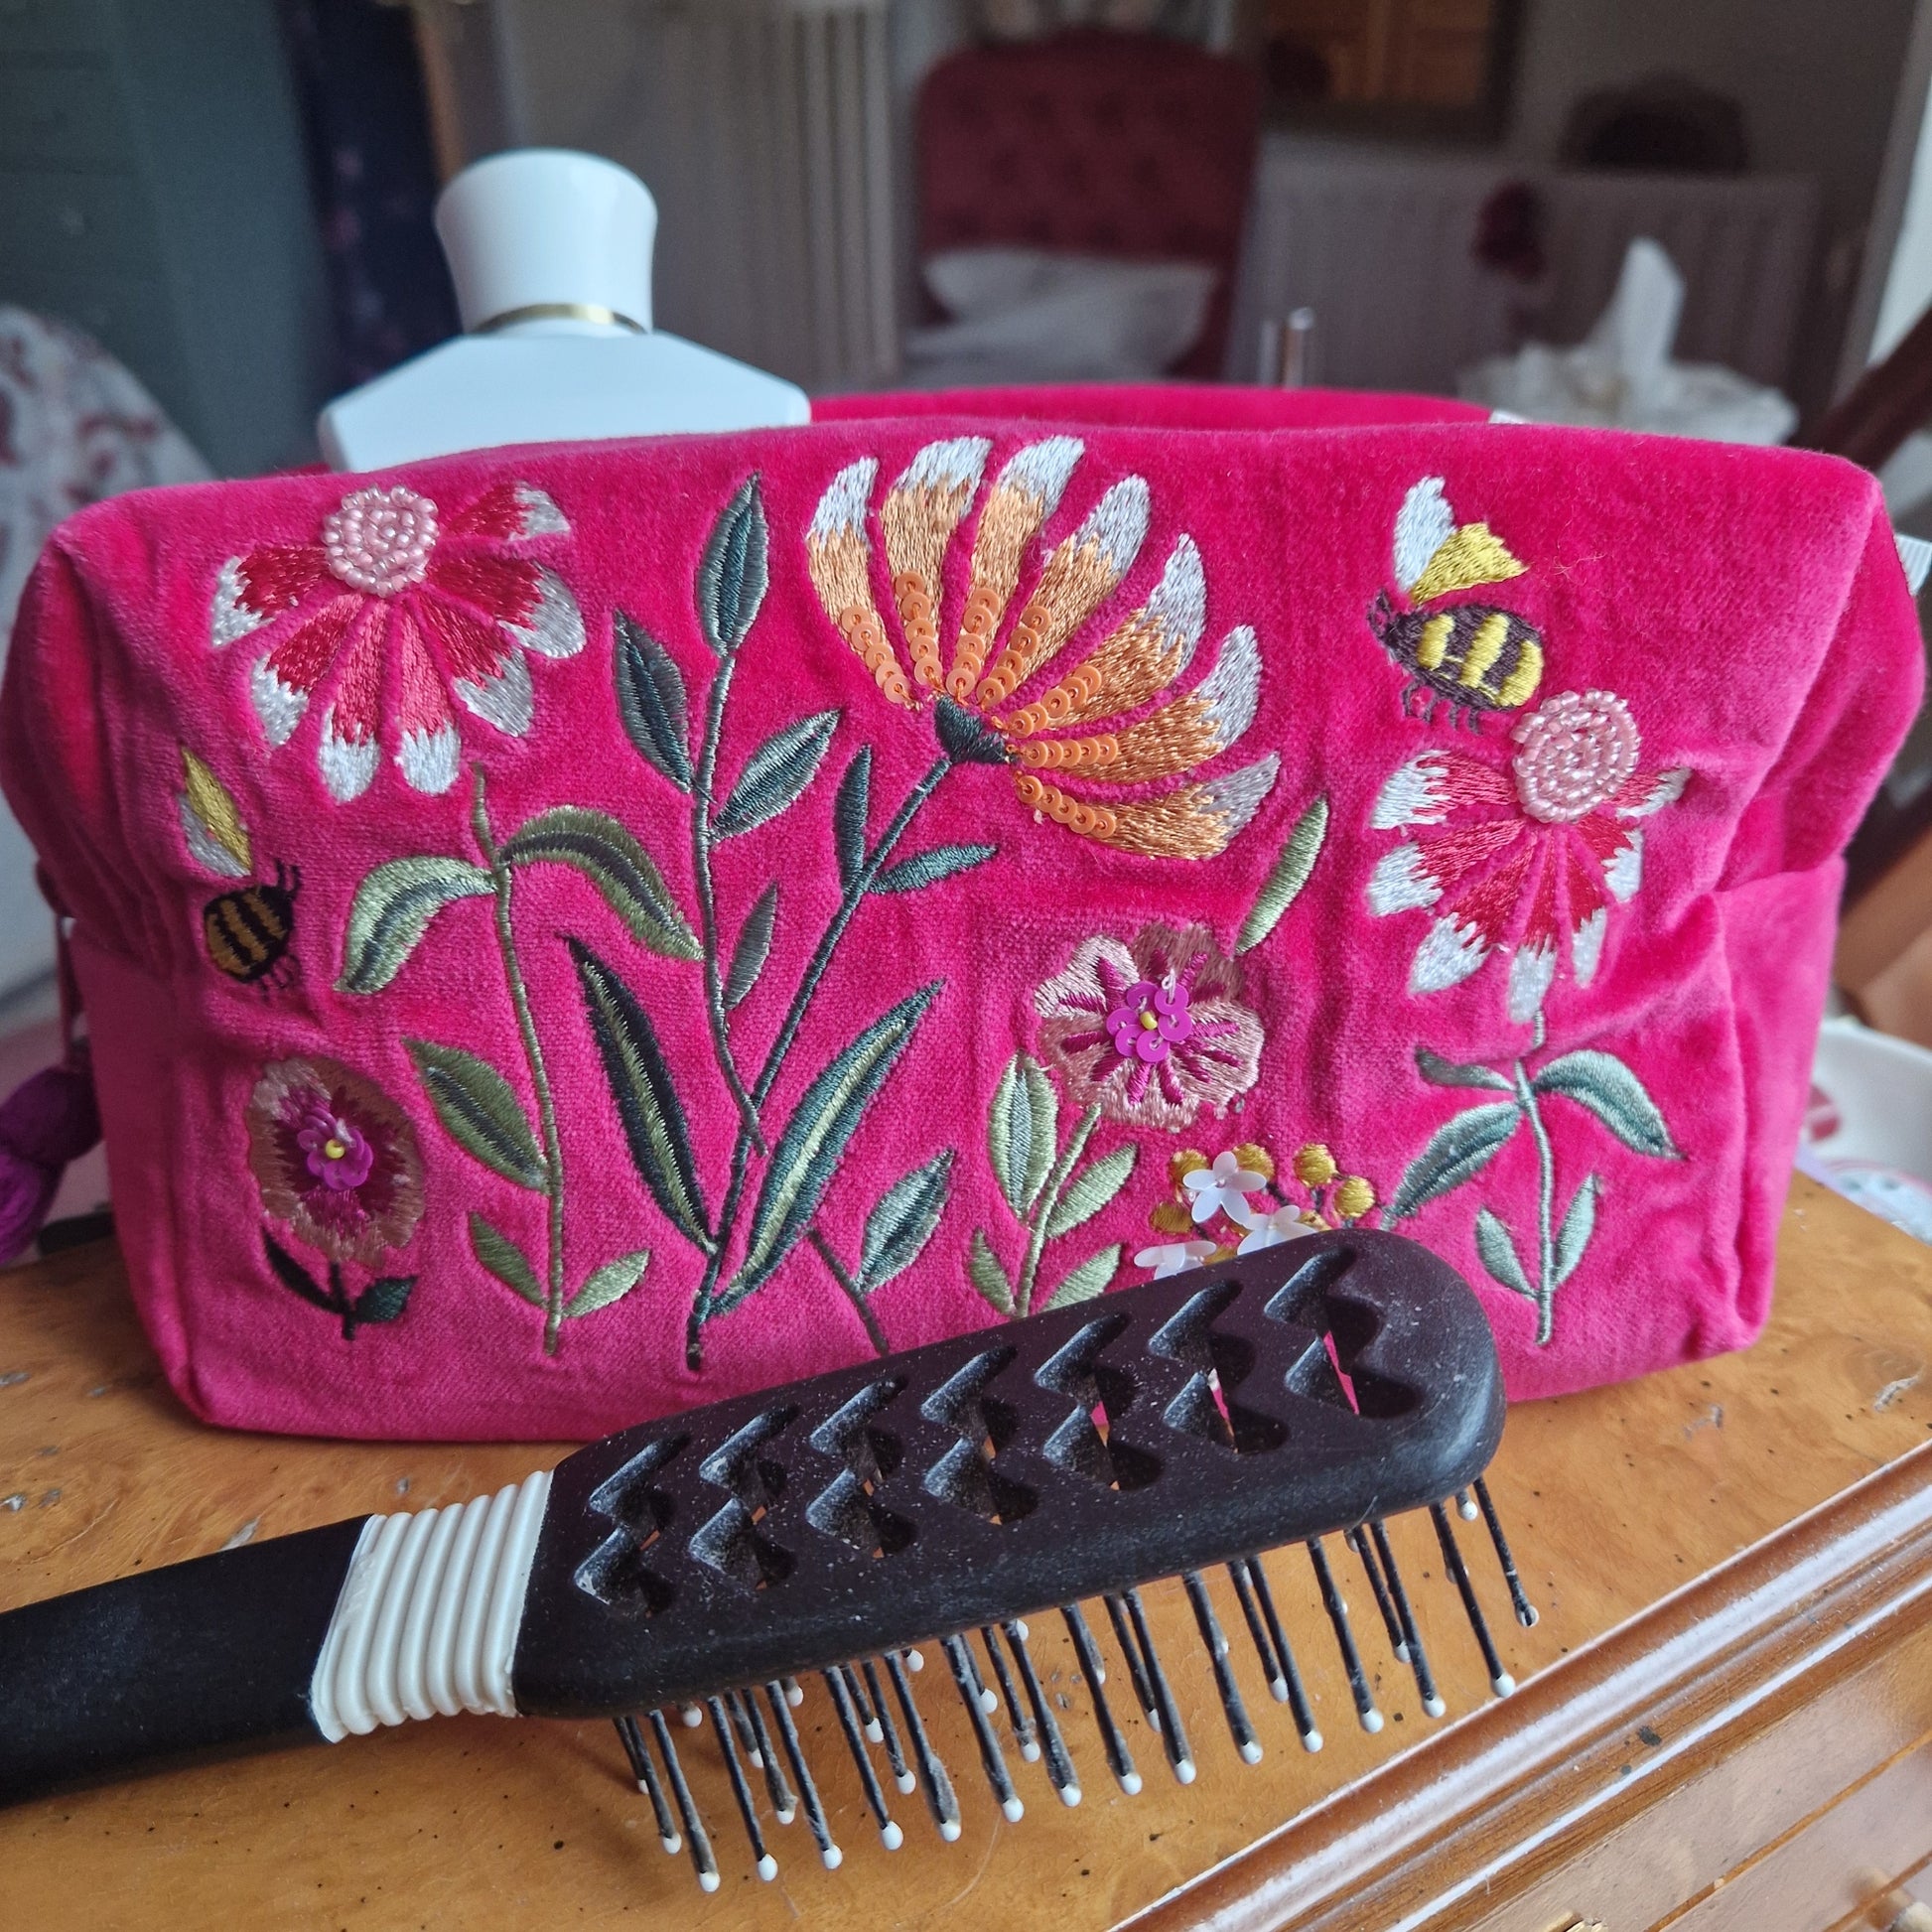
<box><xmin>471</xmin><ymin>301</ymin><xmax>649</xmax><ymax>340</ymax></box>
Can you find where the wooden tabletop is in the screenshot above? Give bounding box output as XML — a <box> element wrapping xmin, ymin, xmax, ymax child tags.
<box><xmin>2</xmin><ymin>1175</ymin><xmax>1930</xmax><ymax>1931</ymax></box>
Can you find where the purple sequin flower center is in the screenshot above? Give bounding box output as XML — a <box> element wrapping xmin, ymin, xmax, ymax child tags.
<box><xmin>296</xmin><ymin>1103</ymin><xmax>375</xmax><ymax>1192</ymax></box>
<box><xmin>1106</xmin><ymin>977</ymin><xmax>1196</xmax><ymax>1063</ymax></box>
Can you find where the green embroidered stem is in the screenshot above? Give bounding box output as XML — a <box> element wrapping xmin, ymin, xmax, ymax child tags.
<box><xmin>684</xmin><ymin>752</ymin><xmax>956</xmax><ymax>1368</ymax></box>
<box><xmin>807</xmin><ymin>1226</ymin><xmax>890</xmax><ymax>1356</ymax></box>
<box><xmin>1510</xmin><ymin>1054</ymin><xmax>1559</xmax><ymax>1345</ymax></box>
<box><xmin>472</xmin><ymin>769</ymin><xmax>569</xmax><ymax>1355</ymax></box>
<box><xmin>691</xmin><ymin>652</ymin><xmax>765</xmax><ymax>1151</ymax></box>
<box><xmin>1017</xmin><ymin>1103</ymin><xmax>1101</xmax><ymax>1318</ymax></box>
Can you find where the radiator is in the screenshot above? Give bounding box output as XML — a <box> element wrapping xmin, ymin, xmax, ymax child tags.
<box><xmin>496</xmin><ymin>0</ymin><xmax>898</xmax><ymax>393</ymax></box>
<box><xmin>1226</xmin><ymin>135</ymin><xmax>1821</xmax><ymax>396</ymax></box>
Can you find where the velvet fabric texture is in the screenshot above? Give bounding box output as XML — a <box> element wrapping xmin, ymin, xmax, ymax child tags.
<box><xmin>0</xmin><ymin>395</ymin><xmax>1918</xmax><ymax>1439</ymax></box>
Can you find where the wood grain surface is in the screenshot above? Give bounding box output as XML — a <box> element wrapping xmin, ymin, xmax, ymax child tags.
<box><xmin>2</xmin><ymin>1175</ymin><xmax>1930</xmax><ymax>1931</ymax></box>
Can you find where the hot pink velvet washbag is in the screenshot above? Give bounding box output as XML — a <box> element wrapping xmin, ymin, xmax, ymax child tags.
<box><xmin>0</xmin><ymin>390</ymin><xmax>1919</xmax><ymax>1439</ymax></box>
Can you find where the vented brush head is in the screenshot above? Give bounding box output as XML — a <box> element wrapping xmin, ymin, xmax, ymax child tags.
<box><xmin>508</xmin><ymin>1228</ymin><xmax>1525</xmax><ymax>1887</ymax></box>
<box><xmin>514</xmin><ymin>1229</ymin><xmax>1502</xmax><ymax>1716</ymax></box>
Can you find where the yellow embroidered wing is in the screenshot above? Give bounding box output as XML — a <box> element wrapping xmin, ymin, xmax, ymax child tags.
<box><xmin>1393</xmin><ymin>476</ymin><xmax>1527</xmax><ymax>603</ymax></box>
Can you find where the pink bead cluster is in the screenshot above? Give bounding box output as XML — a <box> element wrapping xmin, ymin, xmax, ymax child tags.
<box><xmin>322</xmin><ymin>485</ymin><xmax>440</xmax><ymax>597</ymax></box>
<box><xmin>1510</xmin><ymin>688</ymin><xmax>1640</xmax><ymax>823</ymax></box>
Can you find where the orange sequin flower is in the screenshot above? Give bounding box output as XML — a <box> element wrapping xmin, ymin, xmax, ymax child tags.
<box><xmin>805</xmin><ymin>437</ymin><xmax>1279</xmax><ymax>860</ymax></box>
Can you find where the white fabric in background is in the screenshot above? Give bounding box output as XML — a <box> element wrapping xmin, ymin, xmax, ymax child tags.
<box><xmin>975</xmin><ymin>1</ymin><xmax>1239</xmax><ymax>41</ymax></box>
<box><xmin>906</xmin><ymin>247</ymin><xmax>1216</xmax><ymax>387</ymax></box>
<box><xmin>1458</xmin><ymin>238</ymin><xmax>1797</xmax><ymax>446</ymax></box>
<box><xmin>0</xmin><ymin>307</ymin><xmax>209</xmax><ymax>999</ymax></box>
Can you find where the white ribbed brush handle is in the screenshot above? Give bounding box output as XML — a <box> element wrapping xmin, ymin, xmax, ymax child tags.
<box><xmin>308</xmin><ymin>1471</ymin><xmax>552</xmax><ymax>1742</ymax></box>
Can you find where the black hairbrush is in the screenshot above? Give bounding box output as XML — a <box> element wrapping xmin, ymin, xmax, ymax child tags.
<box><xmin>0</xmin><ymin>1230</ymin><xmax>1535</xmax><ymax>1889</ymax></box>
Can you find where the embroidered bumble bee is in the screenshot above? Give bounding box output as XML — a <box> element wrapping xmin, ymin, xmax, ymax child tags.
<box><xmin>176</xmin><ymin>747</ymin><xmax>302</xmax><ymax>989</ymax></box>
<box><xmin>1368</xmin><ymin>477</ymin><xmax>1543</xmax><ymax>727</ymax></box>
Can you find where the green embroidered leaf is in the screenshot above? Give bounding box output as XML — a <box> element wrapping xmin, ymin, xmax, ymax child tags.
<box><xmin>500</xmin><ymin>806</ymin><xmax>699</xmax><ymax>960</ymax></box>
<box><xmin>1040</xmin><ymin>1245</ymin><xmax>1121</xmax><ymax>1311</ymax></box>
<box><xmin>470</xmin><ymin>1213</ymin><xmax>543</xmax><ymax>1308</ymax></box>
<box><xmin>407</xmin><ymin>1038</ymin><xmax>546</xmax><ymax>1190</ymax></box>
<box><xmin>1043</xmin><ymin>1144</ymin><xmax>1138</xmax><ymax>1240</ymax></box>
<box><xmin>721</xmin><ymin>982</ymin><xmax>940</xmax><ymax>1313</ymax></box>
<box><xmin>713</xmin><ymin>710</ymin><xmax>841</xmax><ymax>840</ymax></box>
<box><xmin>934</xmin><ymin>695</ymin><xmax>1011</xmax><ymax>765</ymax></box>
<box><xmin>1554</xmin><ymin>1173</ymin><xmax>1599</xmax><ymax>1287</ymax></box>
<box><xmin>988</xmin><ymin>1053</ymin><xmax>1058</xmax><ymax>1219</ymax></box>
<box><xmin>338</xmin><ymin>856</ymin><xmax>493</xmax><ymax>995</ymax></box>
<box><xmin>263</xmin><ymin>1230</ymin><xmax>340</xmax><ymax>1312</ymax></box>
<box><xmin>698</xmin><ymin>474</ymin><xmax>769</xmax><ymax>655</ymax></box>
<box><xmin>351</xmin><ymin>1274</ymin><xmax>417</xmax><ymax>1327</ymax></box>
<box><xmin>1385</xmin><ymin>1100</ymin><xmax>1523</xmax><ymax>1221</ymax></box>
<box><xmin>834</xmin><ymin>747</ymin><xmax>872</xmax><ymax>891</ymax></box>
<box><xmin>870</xmin><ymin>843</ymin><xmax>998</xmax><ymax>895</ymax></box>
<box><xmin>1472</xmin><ymin>1207</ymin><xmax>1533</xmax><ymax>1300</ymax></box>
<box><xmin>1235</xmin><ymin>793</ymin><xmax>1329</xmax><ymax>954</ymax></box>
<box><xmin>564</xmin><ymin>1250</ymin><xmax>651</xmax><ymax>1319</ymax></box>
<box><xmin>570</xmin><ymin>939</ymin><xmax>713</xmax><ymax>1253</ymax></box>
<box><xmin>1415</xmin><ymin>1046</ymin><xmax>1514</xmax><ymax>1092</ymax></box>
<box><xmin>967</xmin><ymin>1229</ymin><xmax>1016</xmax><ymax>1314</ymax></box>
<box><xmin>724</xmin><ymin>884</ymin><xmax>778</xmax><ymax>1012</ymax></box>
<box><xmin>1532</xmin><ymin>1050</ymin><xmax>1681</xmax><ymax>1159</ymax></box>
<box><xmin>614</xmin><ymin>613</ymin><xmax>693</xmax><ymax>790</ymax></box>
<box><xmin>858</xmin><ymin>1151</ymin><xmax>955</xmax><ymax>1292</ymax></box>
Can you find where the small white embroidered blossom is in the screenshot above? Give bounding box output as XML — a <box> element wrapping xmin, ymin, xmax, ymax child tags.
<box><xmin>1134</xmin><ymin>1238</ymin><xmax>1217</xmax><ymax>1280</ymax></box>
<box><xmin>1229</xmin><ymin>1199</ymin><xmax>1318</xmax><ymax>1255</ymax></box>
<box><xmin>1181</xmin><ymin>1150</ymin><xmax>1268</xmax><ymax>1225</ymax></box>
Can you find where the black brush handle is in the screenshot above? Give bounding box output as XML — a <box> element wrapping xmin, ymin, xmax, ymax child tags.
<box><xmin>0</xmin><ymin>1516</ymin><xmax>369</xmax><ymax>1805</ymax></box>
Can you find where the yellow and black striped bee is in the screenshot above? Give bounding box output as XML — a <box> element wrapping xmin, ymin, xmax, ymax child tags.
<box><xmin>203</xmin><ymin>862</ymin><xmax>302</xmax><ymax>988</ymax></box>
<box><xmin>1368</xmin><ymin>476</ymin><xmax>1544</xmax><ymax>728</ymax></box>
<box><xmin>176</xmin><ymin>747</ymin><xmax>301</xmax><ymax>991</ymax></box>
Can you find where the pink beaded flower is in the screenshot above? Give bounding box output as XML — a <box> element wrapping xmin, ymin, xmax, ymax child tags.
<box><xmin>1367</xmin><ymin>688</ymin><xmax>1689</xmax><ymax>1023</ymax></box>
<box><xmin>247</xmin><ymin>1055</ymin><xmax>424</xmax><ymax>1265</ymax></box>
<box><xmin>1035</xmin><ymin>921</ymin><xmax>1264</xmax><ymax>1130</ymax></box>
<box><xmin>210</xmin><ymin>480</ymin><xmax>584</xmax><ymax>801</ymax></box>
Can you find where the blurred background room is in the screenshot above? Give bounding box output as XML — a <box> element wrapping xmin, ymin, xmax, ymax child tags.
<box><xmin>16</xmin><ymin>0</ymin><xmax>1932</xmax><ymax>1228</ymax></box>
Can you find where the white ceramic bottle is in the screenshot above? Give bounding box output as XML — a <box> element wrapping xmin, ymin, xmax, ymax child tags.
<box><xmin>318</xmin><ymin>149</ymin><xmax>809</xmax><ymax>473</ymax></box>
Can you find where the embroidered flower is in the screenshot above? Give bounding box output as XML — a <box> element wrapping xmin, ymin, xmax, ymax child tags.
<box><xmin>1035</xmin><ymin>922</ymin><xmax>1263</xmax><ymax>1130</ymax></box>
<box><xmin>1368</xmin><ymin>687</ymin><xmax>1689</xmax><ymax>1023</ymax></box>
<box><xmin>804</xmin><ymin>439</ymin><xmax>1279</xmax><ymax>860</ymax></box>
<box><xmin>1137</xmin><ymin>1139</ymin><xmax>1377</xmax><ymax>1285</ymax></box>
<box><xmin>247</xmin><ymin>1055</ymin><xmax>424</xmax><ymax>1265</ymax></box>
<box><xmin>1227</xmin><ymin>1198</ymin><xmax>1318</xmax><ymax>1255</ymax></box>
<box><xmin>1181</xmin><ymin>1150</ymin><xmax>1269</xmax><ymax>1224</ymax></box>
<box><xmin>1135</xmin><ymin>1237</ymin><xmax>1217</xmax><ymax>1279</ymax></box>
<box><xmin>210</xmin><ymin>480</ymin><xmax>584</xmax><ymax>802</ymax></box>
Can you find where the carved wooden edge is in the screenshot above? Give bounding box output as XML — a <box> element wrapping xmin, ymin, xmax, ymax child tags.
<box><xmin>1117</xmin><ymin>1438</ymin><xmax>1932</xmax><ymax>1932</ymax></box>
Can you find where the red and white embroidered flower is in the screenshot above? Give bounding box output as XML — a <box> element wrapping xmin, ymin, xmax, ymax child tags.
<box><xmin>1035</xmin><ymin>922</ymin><xmax>1264</xmax><ymax>1130</ymax></box>
<box><xmin>246</xmin><ymin>1055</ymin><xmax>424</xmax><ymax>1265</ymax></box>
<box><xmin>1368</xmin><ymin>688</ymin><xmax>1689</xmax><ymax>1023</ymax></box>
<box><xmin>210</xmin><ymin>480</ymin><xmax>584</xmax><ymax>801</ymax></box>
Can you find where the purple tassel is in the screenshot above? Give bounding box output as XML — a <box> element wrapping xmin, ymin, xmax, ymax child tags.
<box><xmin>0</xmin><ymin>1041</ymin><xmax>100</xmax><ymax>1264</ymax></box>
